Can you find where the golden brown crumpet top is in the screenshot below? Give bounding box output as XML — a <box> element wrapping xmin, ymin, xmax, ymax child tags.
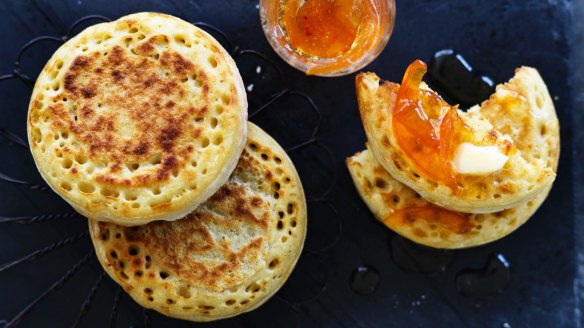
<box><xmin>356</xmin><ymin>67</ymin><xmax>557</xmax><ymax>214</ymax></box>
<box><xmin>89</xmin><ymin>123</ymin><xmax>307</xmax><ymax>322</ymax></box>
<box><xmin>28</xmin><ymin>13</ymin><xmax>247</xmax><ymax>225</ymax></box>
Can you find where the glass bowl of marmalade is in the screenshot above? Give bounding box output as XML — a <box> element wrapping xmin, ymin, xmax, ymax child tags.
<box><xmin>260</xmin><ymin>0</ymin><xmax>396</xmax><ymax>76</ymax></box>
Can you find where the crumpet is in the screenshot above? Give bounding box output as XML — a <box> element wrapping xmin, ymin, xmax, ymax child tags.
<box><xmin>28</xmin><ymin>13</ymin><xmax>247</xmax><ymax>225</ymax></box>
<box><xmin>357</xmin><ymin>66</ymin><xmax>557</xmax><ymax>214</ymax></box>
<box><xmin>89</xmin><ymin>123</ymin><xmax>306</xmax><ymax>321</ymax></box>
<box><xmin>347</xmin><ymin>146</ymin><xmax>555</xmax><ymax>249</ymax></box>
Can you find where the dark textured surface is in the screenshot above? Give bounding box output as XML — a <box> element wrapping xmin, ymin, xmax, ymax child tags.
<box><xmin>0</xmin><ymin>0</ymin><xmax>581</xmax><ymax>327</ymax></box>
<box><xmin>572</xmin><ymin>0</ymin><xmax>584</xmax><ymax>326</ymax></box>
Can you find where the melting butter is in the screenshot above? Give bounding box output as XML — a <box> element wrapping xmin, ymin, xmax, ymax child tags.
<box><xmin>453</xmin><ymin>143</ymin><xmax>509</xmax><ymax>175</ymax></box>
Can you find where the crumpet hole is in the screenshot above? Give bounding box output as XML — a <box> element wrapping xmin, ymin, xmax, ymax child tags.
<box><xmin>150</xmin><ymin>154</ymin><xmax>162</xmax><ymax>165</ymax></box>
<box><xmin>32</xmin><ymin>128</ymin><xmax>42</xmax><ymax>143</ymax></box>
<box><xmin>269</xmin><ymin>258</ymin><xmax>280</xmax><ymax>269</ymax></box>
<box><xmin>375</xmin><ymin>178</ymin><xmax>386</xmax><ymax>189</ymax></box>
<box><xmin>392</xmin><ymin>195</ymin><xmax>400</xmax><ymax>204</ymax></box>
<box><xmin>178</xmin><ymin>286</ymin><xmax>191</xmax><ymax>298</ymax></box>
<box><xmin>246</xmin><ymin>282</ymin><xmax>261</xmax><ymax>293</ymax></box>
<box><xmin>129</xmin><ymin>246</ymin><xmax>139</xmax><ymax>256</ymax></box>
<box><xmin>199</xmin><ymin>305</ymin><xmax>215</xmax><ymax>310</ymax></box>
<box><xmin>127</xmin><ymin>163</ymin><xmax>140</xmax><ymax>172</ymax></box>
<box><xmin>101</xmin><ymin>188</ymin><xmax>119</xmax><ymax>198</ymax></box>
<box><xmin>535</xmin><ymin>95</ymin><xmax>544</xmax><ymax>109</ymax></box>
<box><xmin>208</xmin><ymin>56</ymin><xmax>218</xmax><ymax>67</ymax></box>
<box><xmin>174</xmin><ymin>35</ymin><xmax>186</xmax><ymax>44</ymax></box>
<box><xmin>78</xmin><ymin>182</ymin><xmax>95</xmax><ymax>194</ymax></box>
<box><xmin>62</xmin><ymin>158</ymin><xmax>73</xmax><ymax>169</ymax></box>
<box><xmin>221</xmin><ymin>94</ymin><xmax>230</xmax><ymax>105</ymax></box>
<box><xmin>124</xmin><ymin>193</ymin><xmax>138</xmax><ymax>201</ymax></box>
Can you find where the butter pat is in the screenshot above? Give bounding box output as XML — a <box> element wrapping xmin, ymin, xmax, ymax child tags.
<box><xmin>453</xmin><ymin>143</ymin><xmax>509</xmax><ymax>175</ymax></box>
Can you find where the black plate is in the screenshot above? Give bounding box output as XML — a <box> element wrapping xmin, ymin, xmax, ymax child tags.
<box><xmin>0</xmin><ymin>0</ymin><xmax>582</xmax><ymax>327</ymax></box>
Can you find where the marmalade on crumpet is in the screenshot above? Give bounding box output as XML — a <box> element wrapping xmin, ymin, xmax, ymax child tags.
<box><xmin>384</xmin><ymin>206</ymin><xmax>473</xmax><ymax>235</ymax></box>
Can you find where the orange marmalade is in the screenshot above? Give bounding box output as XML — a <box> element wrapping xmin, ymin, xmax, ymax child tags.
<box><xmin>261</xmin><ymin>0</ymin><xmax>395</xmax><ymax>76</ymax></box>
<box><xmin>393</xmin><ymin>60</ymin><xmax>474</xmax><ymax>192</ymax></box>
<box><xmin>384</xmin><ymin>207</ymin><xmax>473</xmax><ymax>235</ymax></box>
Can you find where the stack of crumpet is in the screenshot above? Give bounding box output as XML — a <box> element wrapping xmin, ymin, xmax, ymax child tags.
<box><xmin>27</xmin><ymin>12</ymin><xmax>306</xmax><ymax>321</ymax></box>
<box><xmin>347</xmin><ymin>60</ymin><xmax>559</xmax><ymax>249</ymax></box>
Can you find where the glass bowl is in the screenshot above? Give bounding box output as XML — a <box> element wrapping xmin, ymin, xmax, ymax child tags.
<box><xmin>260</xmin><ymin>0</ymin><xmax>396</xmax><ymax>77</ymax></box>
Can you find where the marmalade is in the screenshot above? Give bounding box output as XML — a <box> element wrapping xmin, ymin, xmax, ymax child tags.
<box><xmin>384</xmin><ymin>207</ymin><xmax>473</xmax><ymax>235</ymax></box>
<box><xmin>261</xmin><ymin>0</ymin><xmax>394</xmax><ymax>76</ymax></box>
<box><xmin>393</xmin><ymin>60</ymin><xmax>473</xmax><ymax>192</ymax></box>
<box><xmin>280</xmin><ymin>0</ymin><xmax>374</xmax><ymax>58</ymax></box>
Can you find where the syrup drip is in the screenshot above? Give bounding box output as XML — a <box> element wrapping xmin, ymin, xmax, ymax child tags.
<box><xmin>427</xmin><ymin>49</ymin><xmax>495</xmax><ymax>108</ymax></box>
<box><xmin>350</xmin><ymin>265</ymin><xmax>380</xmax><ymax>295</ymax></box>
<box><xmin>389</xmin><ymin>235</ymin><xmax>454</xmax><ymax>273</ymax></box>
<box><xmin>455</xmin><ymin>253</ymin><xmax>510</xmax><ymax>297</ymax></box>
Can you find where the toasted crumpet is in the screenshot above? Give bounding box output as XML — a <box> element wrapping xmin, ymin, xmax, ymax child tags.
<box><xmin>347</xmin><ymin>145</ymin><xmax>556</xmax><ymax>249</ymax></box>
<box><xmin>89</xmin><ymin>123</ymin><xmax>307</xmax><ymax>321</ymax></box>
<box><xmin>28</xmin><ymin>13</ymin><xmax>247</xmax><ymax>225</ymax></box>
<box><xmin>356</xmin><ymin>67</ymin><xmax>557</xmax><ymax>213</ymax></box>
